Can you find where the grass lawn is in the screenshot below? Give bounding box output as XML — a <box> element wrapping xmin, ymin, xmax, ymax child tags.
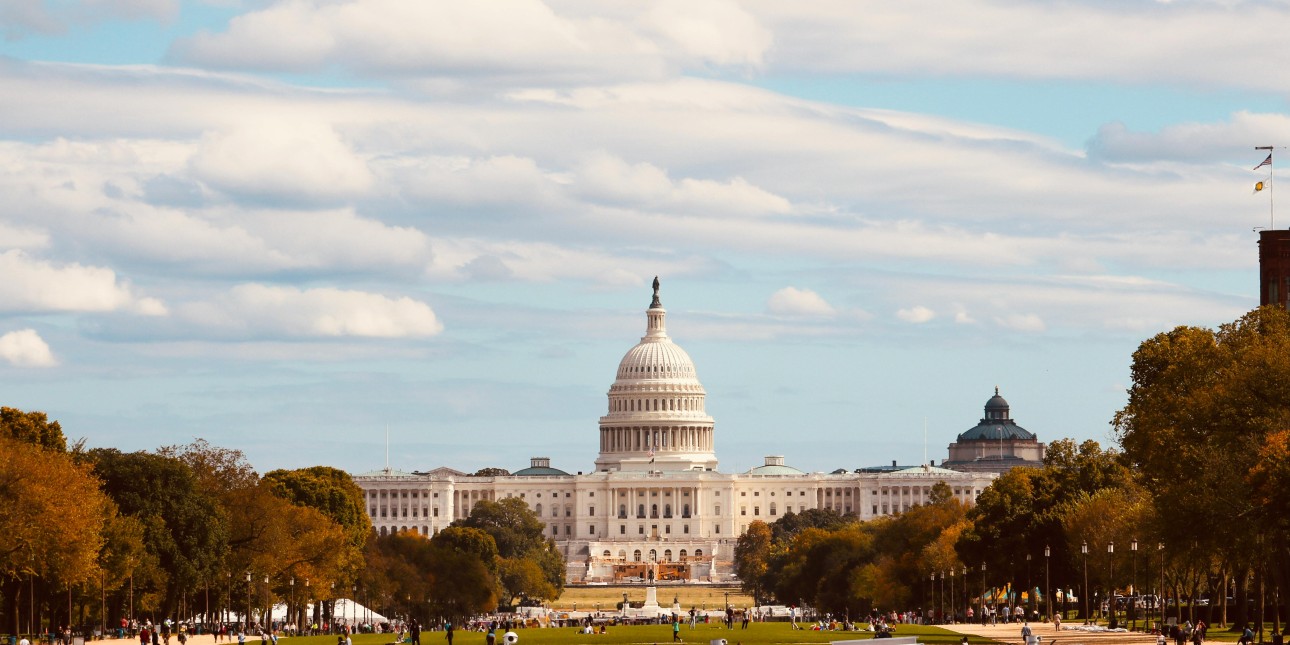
<box><xmin>308</xmin><ymin>623</ymin><xmax>988</xmax><ymax>645</ymax></box>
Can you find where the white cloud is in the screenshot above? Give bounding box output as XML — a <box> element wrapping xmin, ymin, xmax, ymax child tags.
<box><xmin>0</xmin><ymin>0</ymin><xmax>176</xmax><ymax>38</ymax></box>
<box><xmin>177</xmin><ymin>284</ymin><xmax>443</xmax><ymax>338</ymax></box>
<box><xmin>574</xmin><ymin>152</ymin><xmax>791</xmax><ymax>215</ymax></box>
<box><xmin>0</xmin><ymin>250</ymin><xmax>165</xmax><ymax>315</ymax></box>
<box><xmin>994</xmin><ymin>313</ymin><xmax>1047</xmax><ymax>333</ymax></box>
<box><xmin>896</xmin><ymin>306</ymin><xmax>935</xmax><ymax>324</ymax></box>
<box><xmin>190</xmin><ymin>122</ymin><xmax>373</xmax><ymax>203</ymax></box>
<box><xmin>172</xmin><ymin>0</ymin><xmax>771</xmax><ymax>83</ymax></box>
<box><xmin>753</xmin><ymin>0</ymin><xmax>1290</xmax><ymax>93</ymax></box>
<box><xmin>767</xmin><ymin>287</ymin><xmax>835</xmax><ymax>317</ymax></box>
<box><xmin>0</xmin><ymin>329</ymin><xmax>57</xmax><ymax>367</ymax></box>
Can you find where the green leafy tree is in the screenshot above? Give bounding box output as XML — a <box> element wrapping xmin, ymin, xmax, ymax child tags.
<box><xmin>262</xmin><ymin>466</ymin><xmax>372</xmax><ymax>551</ymax></box>
<box><xmin>451</xmin><ymin>497</ymin><xmax>565</xmax><ymax>599</ymax></box>
<box><xmin>769</xmin><ymin>507</ymin><xmax>853</xmax><ymax>544</ymax></box>
<box><xmin>734</xmin><ymin>520</ymin><xmax>772</xmax><ymax>603</ymax></box>
<box><xmin>86</xmin><ymin>448</ymin><xmax>229</xmax><ymax>617</ymax></box>
<box><xmin>1113</xmin><ymin>307</ymin><xmax>1290</xmax><ymax>629</ymax></box>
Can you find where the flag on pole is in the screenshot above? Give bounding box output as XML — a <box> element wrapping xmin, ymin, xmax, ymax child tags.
<box><xmin>1255</xmin><ymin>153</ymin><xmax>1273</xmax><ymax>170</ymax></box>
<box><xmin>1256</xmin><ymin>181</ymin><xmax>1266</xmax><ymax>193</ymax></box>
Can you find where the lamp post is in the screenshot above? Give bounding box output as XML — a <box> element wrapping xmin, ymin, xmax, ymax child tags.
<box><xmin>1044</xmin><ymin>546</ymin><xmax>1051</xmax><ymax>621</ymax></box>
<box><xmin>290</xmin><ymin>578</ymin><xmax>296</xmax><ymax>633</ymax></box>
<box><xmin>1108</xmin><ymin>542</ymin><xmax>1115</xmax><ymax>626</ymax></box>
<box><xmin>1081</xmin><ymin>541</ymin><xmax>1089</xmax><ymax>624</ymax></box>
<box><xmin>940</xmin><ymin>572</ymin><xmax>946</xmax><ymax>623</ymax></box>
<box><xmin>950</xmin><ymin>569</ymin><xmax>956</xmax><ymax>623</ymax></box>
<box><xmin>1158</xmin><ymin>543</ymin><xmax>1165</xmax><ymax>631</ymax></box>
<box><xmin>1131</xmin><ymin>540</ymin><xmax>1138</xmax><ymax>631</ymax></box>
<box><xmin>962</xmin><ymin>566</ymin><xmax>968</xmax><ymax>621</ymax></box>
<box><xmin>930</xmin><ymin>573</ymin><xmax>936</xmax><ymax>623</ymax></box>
<box><xmin>245</xmin><ymin>573</ymin><xmax>252</xmax><ymax>631</ymax></box>
<box><xmin>1026</xmin><ymin>553</ymin><xmax>1033</xmax><ymax>618</ymax></box>
<box><xmin>981</xmin><ymin>563</ymin><xmax>988</xmax><ymax>625</ymax></box>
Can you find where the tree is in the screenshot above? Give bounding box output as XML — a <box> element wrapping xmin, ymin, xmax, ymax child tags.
<box><xmin>86</xmin><ymin>448</ymin><xmax>229</xmax><ymax>616</ymax></box>
<box><xmin>497</xmin><ymin>558</ymin><xmax>556</xmax><ymax>606</ymax></box>
<box><xmin>769</xmin><ymin>508</ymin><xmax>853</xmax><ymax>544</ymax></box>
<box><xmin>262</xmin><ymin>466</ymin><xmax>371</xmax><ymax>552</ymax></box>
<box><xmin>1</xmin><ymin>406</ymin><xmax>66</xmax><ymax>452</ymax></box>
<box><xmin>0</xmin><ymin>435</ymin><xmax>110</xmax><ymax>632</ymax></box>
<box><xmin>734</xmin><ymin>521</ymin><xmax>772</xmax><ymax>602</ymax></box>
<box><xmin>451</xmin><ymin>498</ymin><xmax>565</xmax><ymax>599</ymax></box>
<box><xmin>471</xmin><ymin>468</ymin><xmax>510</xmax><ymax>477</ymax></box>
<box><xmin>1113</xmin><ymin>307</ymin><xmax>1290</xmax><ymax>630</ymax></box>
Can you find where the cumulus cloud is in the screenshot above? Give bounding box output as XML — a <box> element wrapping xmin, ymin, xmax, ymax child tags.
<box><xmin>767</xmin><ymin>287</ymin><xmax>835</xmax><ymax>317</ymax></box>
<box><xmin>755</xmin><ymin>0</ymin><xmax>1290</xmax><ymax>93</ymax></box>
<box><xmin>177</xmin><ymin>284</ymin><xmax>443</xmax><ymax>338</ymax></box>
<box><xmin>0</xmin><ymin>329</ymin><xmax>57</xmax><ymax>367</ymax></box>
<box><xmin>190</xmin><ymin>122</ymin><xmax>373</xmax><ymax>203</ymax></box>
<box><xmin>172</xmin><ymin>0</ymin><xmax>770</xmax><ymax>83</ymax></box>
<box><xmin>1</xmin><ymin>0</ymin><xmax>176</xmax><ymax>39</ymax></box>
<box><xmin>574</xmin><ymin>152</ymin><xmax>791</xmax><ymax>216</ymax></box>
<box><xmin>896</xmin><ymin>306</ymin><xmax>935</xmax><ymax>324</ymax></box>
<box><xmin>0</xmin><ymin>250</ymin><xmax>165</xmax><ymax>315</ymax></box>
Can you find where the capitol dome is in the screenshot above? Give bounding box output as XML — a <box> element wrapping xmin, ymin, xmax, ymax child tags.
<box><xmin>595</xmin><ymin>278</ymin><xmax>717</xmax><ymax>473</ymax></box>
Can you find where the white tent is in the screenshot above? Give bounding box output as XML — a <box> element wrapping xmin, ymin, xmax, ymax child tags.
<box><xmin>263</xmin><ymin>599</ymin><xmax>388</xmax><ymax>624</ymax></box>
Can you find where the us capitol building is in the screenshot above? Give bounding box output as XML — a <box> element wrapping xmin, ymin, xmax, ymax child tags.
<box><xmin>353</xmin><ymin>281</ymin><xmax>1008</xmax><ymax>584</ymax></box>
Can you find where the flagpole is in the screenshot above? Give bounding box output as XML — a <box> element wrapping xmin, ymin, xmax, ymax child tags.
<box><xmin>1258</xmin><ymin>146</ymin><xmax>1275</xmax><ymax>228</ymax></box>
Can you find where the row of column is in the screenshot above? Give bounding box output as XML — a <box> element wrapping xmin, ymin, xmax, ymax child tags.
<box><xmin>600</xmin><ymin>425</ymin><xmax>713</xmax><ymax>452</ymax></box>
<box><xmin>817</xmin><ymin>485</ymin><xmax>861</xmax><ymax>513</ymax></box>
<box><xmin>453</xmin><ymin>488</ymin><xmax>491</xmax><ymax>518</ymax></box>
<box><xmin>609</xmin><ymin>485</ymin><xmax>702</xmax><ymax>520</ymax></box>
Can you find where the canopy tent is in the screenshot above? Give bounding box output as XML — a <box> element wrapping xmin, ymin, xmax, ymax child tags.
<box><xmin>261</xmin><ymin>599</ymin><xmax>388</xmax><ymax>624</ymax></box>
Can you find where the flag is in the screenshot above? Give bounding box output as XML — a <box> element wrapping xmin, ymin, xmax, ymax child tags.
<box><xmin>1255</xmin><ymin>153</ymin><xmax>1273</xmax><ymax>170</ymax></box>
<box><xmin>1256</xmin><ymin>181</ymin><xmax>1266</xmax><ymax>193</ymax></box>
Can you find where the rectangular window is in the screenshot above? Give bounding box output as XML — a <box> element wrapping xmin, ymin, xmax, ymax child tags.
<box><xmin>590</xmin><ymin>506</ymin><xmax>595</xmax><ymax>516</ymax></box>
<box><xmin>665</xmin><ymin>525</ymin><xmax>671</xmax><ymax>534</ymax></box>
<box><xmin>620</xmin><ymin>525</ymin><xmax>626</xmax><ymax>534</ymax></box>
<box><xmin>683</xmin><ymin>525</ymin><xmax>689</xmax><ymax>534</ymax></box>
<box><xmin>715</xmin><ymin>525</ymin><xmax>720</xmax><ymax>534</ymax></box>
<box><xmin>872</xmin><ymin>506</ymin><xmax>878</xmax><ymax>515</ymax></box>
<box><xmin>565</xmin><ymin>525</ymin><xmax>571</xmax><ymax>535</ymax></box>
<box><xmin>552</xmin><ymin>526</ymin><xmax>558</xmax><ymax>535</ymax></box>
<box><xmin>740</xmin><ymin>506</ymin><xmax>747</xmax><ymax>516</ymax></box>
<box><xmin>433</xmin><ymin>507</ymin><xmax>439</xmax><ymax>517</ymax></box>
<box><xmin>589</xmin><ymin>525</ymin><xmax>595</xmax><ymax>535</ymax></box>
<box><xmin>638</xmin><ymin>526</ymin><xmax>645</xmax><ymax>535</ymax></box>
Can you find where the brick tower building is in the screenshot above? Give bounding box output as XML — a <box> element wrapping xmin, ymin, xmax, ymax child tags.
<box><xmin>1258</xmin><ymin>230</ymin><xmax>1290</xmax><ymax>306</ymax></box>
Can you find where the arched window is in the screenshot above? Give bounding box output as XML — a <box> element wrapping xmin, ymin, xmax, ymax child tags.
<box><xmin>664</xmin><ymin>504</ymin><xmax>672</xmax><ymax>518</ymax></box>
<box><xmin>648</xmin><ymin>549</ymin><xmax>657</xmax><ymax>562</ymax></box>
<box><xmin>663</xmin><ymin>549</ymin><xmax>672</xmax><ymax>561</ymax></box>
<box><xmin>535</xmin><ymin>503</ymin><xmax>542</xmax><ymax>516</ymax></box>
<box><xmin>679</xmin><ymin>549</ymin><xmax>688</xmax><ymax>560</ymax></box>
<box><xmin>618</xmin><ymin>550</ymin><xmax>627</xmax><ymax>560</ymax></box>
<box><xmin>552</xmin><ymin>505</ymin><xmax>559</xmax><ymax>518</ymax></box>
<box><xmin>694</xmin><ymin>549</ymin><xmax>703</xmax><ymax>558</ymax></box>
<box><xmin>769</xmin><ymin>503</ymin><xmax>776</xmax><ymax>516</ymax></box>
<box><xmin>637</xmin><ymin>504</ymin><xmax>645</xmax><ymax>518</ymax></box>
<box><xmin>682</xmin><ymin>504</ymin><xmax>691</xmax><ymax>518</ymax></box>
<box><xmin>619</xmin><ymin>504</ymin><xmax>627</xmax><ymax>518</ymax></box>
<box><xmin>633</xmin><ymin>549</ymin><xmax>642</xmax><ymax>562</ymax></box>
<box><xmin>650</xmin><ymin>504</ymin><xmax>659</xmax><ymax>518</ymax></box>
<box><xmin>602</xmin><ymin>550</ymin><xmax>611</xmax><ymax>558</ymax></box>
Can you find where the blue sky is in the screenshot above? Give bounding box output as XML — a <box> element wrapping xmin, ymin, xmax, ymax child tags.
<box><xmin>0</xmin><ymin>0</ymin><xmax>1285</xmax><ymax>476</ymax></box>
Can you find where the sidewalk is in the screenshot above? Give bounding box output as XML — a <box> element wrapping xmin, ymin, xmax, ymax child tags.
<box><xmin>942</xmin><ymin>622</ymin><xmax>1158</xmax><ymax>645</ymax></box>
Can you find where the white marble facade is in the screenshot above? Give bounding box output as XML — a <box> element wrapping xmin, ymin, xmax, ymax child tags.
<box><xmin>353</xmin><ymin>284</ymin><xmax>997</xmax><ymax>583</ymax></box>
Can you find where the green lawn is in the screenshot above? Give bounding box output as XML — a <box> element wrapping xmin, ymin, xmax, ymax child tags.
<box><xmin>304</xmin><ymin>624</ymin><xmax>989</xmax><ymax>645</ymax></box>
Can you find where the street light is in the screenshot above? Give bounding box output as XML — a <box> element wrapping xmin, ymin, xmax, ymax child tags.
<box><xmin>1081</xmin><ymin>541</ymin><xmax>1089</xmax><ymax>624</ymax></box>
<box><xmin>939</xmin><ymin>571</ymin><xmax>946</xmax><ymax>624</ymax></box>
<box><xmin>1131</xmin><ymin>540</ymin><xmax>1138</xmax><ymax>631</ymax></box>
<box><xmin>961</xmin><ymin>566</ymin><xmax>968</xmax><ymax>621</ymax></box>
<box><xmin>950</xmin><ymin>569</ymin><xmax>956</xmax><ymax>623</ymax></box>
<box><xmin>981</xmin><ymin>563</ymin><xmax>987</xmax><ymax>625</ymax></box>
<box><xmin>245</xmin><ymin>573</ymin><xmax>252</xmax><ymax>631</ymax></box>
<box><xmin>1108</xmin><ymin>542</ymin><xmax>1115</xmax><ymax>626</ymax></box>
<box><xmin>1044</xmin><ymin>546</ymin><xmax>1051</xmax><ymax>621</ymax></box>
<box><xmin>1158</xmin><ymin>543</ymin><xmax>1165</xmax><ymax>632</ymax></box>
<box><xmin>1026</xmin><ymin>553</ymin><xmax>1033</xmax><ymax>618</ymax></box>
<box><xmin>290</xmin><ymin>577</ymin><xmax>296</xmax><ymax>633</ymax></box>
<box><xmin>929</xmin><ymin>573</ymin><xmax>936</xmax><ymax>622</ymax></box>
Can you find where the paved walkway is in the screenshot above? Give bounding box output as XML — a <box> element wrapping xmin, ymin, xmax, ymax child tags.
<box><xmin>941</xmin><ymin>622</ymin><xmax>1158</xmax><ymax>645</ymax></box>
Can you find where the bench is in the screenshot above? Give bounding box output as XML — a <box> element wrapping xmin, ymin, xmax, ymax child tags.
<box><xmin>833</xmin><ymin>637</ymin><xmax>920</xmax><ymax>645</ymax></box>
